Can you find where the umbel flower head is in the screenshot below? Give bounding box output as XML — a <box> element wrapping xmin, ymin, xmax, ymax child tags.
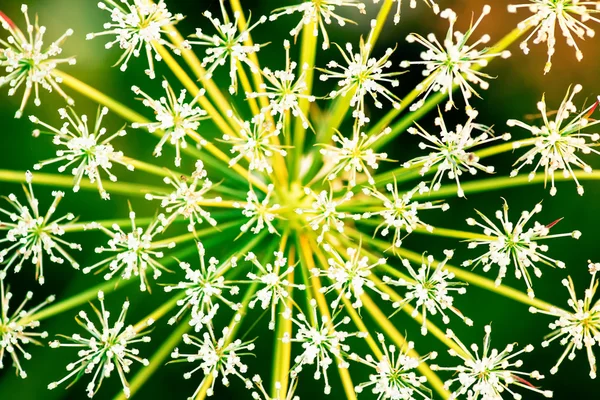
<box><xmin>384</xmin><ymin>250</ymin><xmax>472</xmax><ymax>335</ymax></box>
<box><xmin>186</xmin><ymin>0</ymin><xmax>266</xmax><ymax>94</ymax></box>
<box><xmin>87</xmin><ymin>0</ymin><xmax>184</xmax><ymax>79</ymax></box>
<box><xmin>284</xmin><ymin>299</ymin><xmax>367</xmax><ymax>395</ymax></box>
<box><xmin>0</xmin><ymin>272</ymin><xmax>54</xmax><ymax>378</ymax></box>
<box><xmin>132</xmin><ymin>80</ymin><xmax>209</xmax><ymax>167</ymax></box>
<box><xmin>401</xmin><ymin>6</ymin><xmax>511</xmax><ymax>115</ymax></box>
<box><xmin>319</xmin><ymin>20</ymin><xmax>402</xmax><ymax>126</ymax></box>
<box><xmin>404</xmin><ymin>110</ymin><xmax>511</xmax><ymax>197</ymax></box>
<box><xmin>246</xmin><ymin>250</ymin><xmax>306</xmax><ymax>330</ymax></box>
<box><xmin>269</xmin><ymin>0</ymin><xmax>366</xmax><ymax>50</ymax></box>
<box><xmin>235</xmin><ymin>184</ymin><xmax>281</xmax><ymax>236</ymax></box>
<box><xmin>83</xmin><ymin>208</ymin><xmax>175</xmax><ymax>292</ymax></box>
<box><xmin>509</xmin><ymin>84</ymin><xmax>600</xmax><ymax>196</ymax></box>
<box><xmin>0</xmin><ymin>4</ymin><xmax>75</xmax><ymax>118</ymax></box>
<box><xmin>530</xmin><ymin>261</ymin><xmax>600</xmax><ymax>379</ymax></box>
<box><xmin>432</xmin><ymin>325</ymin><xmax>553</xmax><ymax>400</ymax></box>
<box><xmin>145</xmin><ymin>160</ymin><xmax>222</xmax><ymax>232</ymax></box>
<box><xmin>350</xmin><ymin>333</ymin><xmax>438</xmax><ymax>400</ymax></box>
<box><xmin>30</xmin><ymin>106</ymin><xmax>134</xmax><ymax>200</ymax></box>
<box><xmin>508</xmin><ymin>0</ymin><xmax>600</xmax><ymax>74</ymax></box>
<box><xmin>251</xmin><ymin>374</ymin><xmax>299</xmax><ymax>400</ymax></box>
<box><xmin>0</xmin><ymin>171</ymin><xmax>81</xmax><ymax>284</ymax></box>
<box><xmin>48</xmin><ymin>290</ymin><xmax>153</xmax><ymax>399</ymax></box>
<box><xmin>362</xmin><ymin>181</ymin><xmax>449</xmax><ymax>248</ymax></box>
<box><xmin>463</xmin><ymin>200</ymin><xmax>581</xmax><ymax>298</ymax></box>
<box><xmin>170</xmin><ymin>314</ymin><xmax>256</xmax><ymax>398</ymax></box>
<box><xmin>247</xmin><ymin>40</ymin><xmax>315</xmax><ymax>131</ymax></box>
<box><xmin>164</xmin><ymin>242</ymin><xmax>241</xmax><ymax>331</ymax></box>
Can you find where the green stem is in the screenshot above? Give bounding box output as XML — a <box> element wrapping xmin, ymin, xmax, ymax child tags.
<box><xmin>413</xmin><ymin>171</ymin><xmax>600</xmax><ymax>200</ymax></box>
<box><xmin>0</xmin><ymin>169</ymin><xmax>165</xmax><ymax>197</ymax></box>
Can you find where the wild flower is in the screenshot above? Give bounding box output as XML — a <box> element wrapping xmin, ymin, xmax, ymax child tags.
<box><xmin>145</xmin><ymin>160</ymin><xmax>222</xmax><ymax>232</ymax></box>
<box><xmin>432</xmin><ymin>325</ymin><xmax>553</xmax><ymax>400</ymax></box>
<box><xmin>319</xmin><ymin>20</ymin><xmax>402</xmax><ymax>126</ymax></box>
<box><xmin>251</xmin><ymin>374</ymin><xmax>299</xmax><ymax>400</ymax></box>
<box><xmin>350</xmin><ymin>333</ymin><xmax>437</xmax><ymax>399</ymax></box>
<box><xmin>48</xmin><ymin>290</ymin><xmax>153</xmax><ymax>398</ymax></box>
<box><xmin>362</xmin><ymin>181</ymin><xmax>449</xmax><ymax>248</ymax></box>
<box><xmin>401</xmin><ymin>6</ymin><xmax>511</xmax><ymax>115</ymax></box>
<box><xmin>170</xmin><ymin>314</ymin><xmax>256</xmax><ymax>398</ymax></box>
<box><xmin>530</xmin><ymin>261</ymin><xmax>600</xmax><ymax>379</ymax></box>
<box><xmin>463</xmin><ymin>200</ymin><xmax>581</xmax><ymax>298</ymax></box>
<box><xmin>186</xmin><ymin>0</ymin><xmax>266</xmax><ymax>94</ymax></box>
<box><xmin>235</xmin><ymin>185</ymin><xmax>281</xmax><ymax>236</ymax></box>
<box><xmin>0</xmin><ymin>4</ymin><xmax>75</xmax><ymax>118</ymax></box>
<box><xmin>131</xmin><ymin>80</ymin><xmax>209</xmax><ymax>167</ymax></box>
<box><xmin>164</xmin><ymin>242</ymin><xmax>240</xmax><ymax>331</ymax></box>
<box><xmin>0</xmin><ymin>172</ymin><xmax>80</xmax><ymax>284</ymax></box>
<box><xmin>404</xmin><ymin>110</ymin><xmax>511</xmax><ymax>197</ymax></box>
<box><xmin>30</xmin><ymin>107</ymin><xmax>133</xmax><ymax>200</ymax></box>
<box><xmin>384</xmin><ymin>250</ymin><xmax>472</xmax><ymax>335</ymax></box>
<box><xmin>83</xmin><ymin>209</ymin><xmax>175</xmax><ymax>292</ymax></box>
<box><xmin>509</xmin><ymin>84</ymin><xmax>600</xmax><ymax>196</ymax></box>
<box><xmin>88</xmin><ymin>0</ymin><xmax>185</xmax><ymax>79</ymax></box>
<box><xmin>269</xmin><ymin>0</ymin><xmax>366</xmax><ymax>50</ymax></box>
<box><xmin>508</xmin><ymin>0</ymin><xmax>600</xmax><ymax>73</ymax></box>
<box><xmin>0</xmin><ymin>272</ymin><xmax>54</xmax><ymax>378</ymax></box>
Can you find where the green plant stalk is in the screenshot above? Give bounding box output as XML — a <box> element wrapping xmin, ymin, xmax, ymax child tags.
<box><xmin>368</xmin><ymin>0</ymin><xmax>394</xmax><ymax>49</ymax></box>
<box><xmin>357</xmin><ymin>219</ymin><xmax>490</xmax><ymax>240</ymax></box>
<box><xmin>412</xmin><ymin>171</ymin><xmax>600</xmax><ymax>200</ymax></box>
<box><xmin>292</xmin><ymin>20</ymin><xmax>318</xmax><ymax>182</ymax></box>
<box><xmin>0</xmin><ymin>169</ymin><xmax>165</xmax><ymax>197</ymax></box>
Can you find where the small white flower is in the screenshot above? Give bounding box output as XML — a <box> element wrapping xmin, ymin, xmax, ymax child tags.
<box><xmin>508</xmin><ymin>0</ymin><xmax>600</xmax><ymax>73</ymax></box>
<box><xmin>0</xmin><ymin>172</ymin><xmax>81</xmax><ymax>284</ymax></box>
<box><xmin>48</xmin><ymin>291</ymin><xmax>153</xmax><ymax>399</ymax></box>
<box><xmin>145</xmin><ymin>160</ymin><xmax>222</xmax><ymax>232</ymax></box>
<box><xmin>131</xmin><ymin>80</ymin><xmax>209</xmax><ymax>167</ymax></box>
<box><xmin>464</xmin><ymin>200</ymin><xmax>580</xmax><ymax>298</ymax></box>
<box><xmin>431</xmin><ymin>325</ymin><xmax>553</xmax><ymax>400</ymax></box>
<box><xmin>247</xmin><ymin>40</ymin><xmax>316</xmax><ymax>131</ymax></box>
<box><xmin>246</xmin><ymin>251</ymin><xmax>306</xmax><ymax>330</ymax></box>
<box><xmin>30</xmin><ymin>107</ymin><xmax>133</xmax><ymax>200</ymax></box>
<box><xmin>88</xmin><ymin>0</ymin><xmax>185</xmax><ymax>79</ymax></box>
<box><xmin>251</xmin><ymin>374</ymin><xmax>299</xmax><ymax>400</ymax></box>
<box><xmin>0</xmin><ymin>273</ymin><xmax>54</xmax><ymax>379</ymax></box>
<box><xmin>509</xmin><ymin>84</ymin><xmax>600</xmax><ymax>196</ymax></box>
<box><xmin>362</xmin><ymin>181</ymin><xmax>449</xmax><ymax>248</ymax></box>
<box><xmin>270</xmin><ymin>0</ymin><xmax>366</xmax><ymax>50</ymax></box>
<box><xmin>314</xmin><ymin>242</ymin><xmax>388</xmax><ymax>310</ymax></box>
<box><xmin>384</xmin><ymin>250</ymin><xmax>472</xmax><ymax>335</ymax></box>
<box><xmin>320</xmin><ymin>125</ymin><xmax>391</xmax><ymax>187</ymax></box>
<box><xmin>373</xmin><ymin>0</ymin><xmax>441</xmax><ymax>24</ymax></box>
<box><xmin>224</xmin><ymin>112</ymin><xmax>287</xmax><ymax>173</ymax></box>
<box><xmin>401</xmin><ymin>6</ymin><xmax>511</xmax><ymax>115</ymax></box>
<box><xmin>296</xmin><ymin>187</ymin><xmax>359</xmax><ymax>243</ymax></box>
<box><xmin>283</xmin><ymin>299</ymin><xmax>367</xmax><ymax>395</ymax></box>
<box><xmin>234</xmin><ymin>185</ymin><xmax>281</xmax><ymax>236</ymax></box>
<box><xmin>319</xmin><ymin>20</ymin><xmax>402</xmax><ymax>126</ymax></box>
<box><xmin>0</xmin><ymin>5</ymin><xmax>76</xmax><ymax>118</ymax></box>
<box><xmin>187</xmin><ymin>2</ymin><xmax>266</xmax><ymax>94</ymax></box>
<box><xmin>404</xmin><ymin>110</ymin><xmax>511</xmax><ymax>197</ymax></box>
<box><xmin>530</xmin><ymin>262</ymin><xmax>600</xmax><ymax>379</ymax></box>
<box><xmin>83</xmin><ymin>209</ymin><xmax>175</xmax><ymax>292</ymax></box>
<box><xmin>350</xmin><ymin>333</ymin><xmax>437</xmax><ymax>400</ymax></box>
<box><xmin>171</xmin><ymin>315</ymin><xmax>255</xmax><ymax>398</ymax></box>
<box><xmin>164</xmin><ymin>242</ymin><xmax>240</xmax><ymax>330</ymax></box>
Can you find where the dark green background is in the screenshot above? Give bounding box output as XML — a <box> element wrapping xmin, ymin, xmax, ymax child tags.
<box><xmin>1</xmin><ymin>0</ymin><xmax>599</xmax><ymax>399</ymax></box>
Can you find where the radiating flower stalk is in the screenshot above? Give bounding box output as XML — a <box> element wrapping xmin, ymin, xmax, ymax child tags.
<box><xmin>1</xmin><ymin>0</ymin><xmax>600</xmax><ymax>399</ymax></box>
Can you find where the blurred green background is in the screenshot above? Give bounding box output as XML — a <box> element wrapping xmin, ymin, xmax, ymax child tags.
<box><xmin>1</xmin><ymin>0</ymin><xmax>599</xmax><ymax>399</ymax></box>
